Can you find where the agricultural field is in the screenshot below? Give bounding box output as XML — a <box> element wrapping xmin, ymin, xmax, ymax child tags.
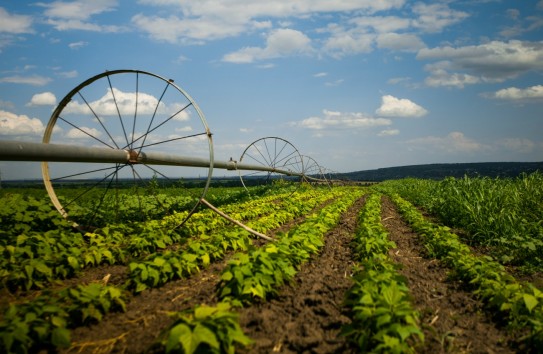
<box><xmin>0</xmin><ymin>173</ymin><xmax>542</xmax><ymax>353</ymax></box>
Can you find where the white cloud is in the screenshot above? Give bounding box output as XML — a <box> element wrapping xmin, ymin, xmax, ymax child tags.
<box><xmin>69</xmin><ymin>41</ymin><xmax>88</xmax><ymax>49</ymax></box>
<box><xmin>387</xmin><ymin>77</ymin><xmax>411</xmax><ymax>85</ymax></box>
<box><xmin>321</xmin><ymin>24</ymin><xmax>375</xmax><ymax>58</ymax></box>
<box><xmin>133</xmin><ymin>0</ymin><xmax>405</xmax><ymax>44</ymax></box>
<box><xmin>40</xmin><ymin>0</ymin><xmax>125</xmax><ymax>32</ymax></box>
<box><xmin>348</xmin><ymin>16</ymin><xmax>411</xmax><ymax>33</ymax></box>
<box><xmin>378</xmin><ymin>129</ymin><xmax>400</xmax><ymax>136</ymax></box>
<box><xmin>257</xmin><ymin>63</ymin><xmax>275</xmax><ymax>69</ymax></box>
<box><xmin>0</xmin><ymin>75</ymin><xmax>52</xmax><ymax>86</ymax></box>
<box><xmin>423</xmin><ymin>63</ymin><xmax>481</xmax><ymax>88</ymax></box>
<box><xmin>417</xmin><ymin>40</ymin><xmax>543</xmax><ymax>83</ymax></box>
<box><xmin>314</xmin><ymin>72</ymin><xmax>328</xmax><ymax>78</ymax></box>
<box><xmin>411</xmin><ymin>3</ymin><xmax>469</xmax><ymax>33</ymax></box>
<box><xmin>27</xmin><ymin>92</ymin><xmax>57</xmax><ymax>106</ymax></box>
<box><xmin>376</xmin><ymin>95</ymin><xmax>428</xmax><ymax>117</ymax></box>
<box><xmin>66</xmin><ymin>126</ymin><xmax>102</xmax><ymax>139</ymax></box>
<box><xmin>292</xmin><ymin>109</ymin><xmax>391</xmax><ymax>131</ymax></box>
<box><xmin>63</xmin><ymin>88</ymin><xmax>190</xmax><ymax>119</ymax></box>
<box><xmin>489</xmin><ymin>85</ymin><xmax>543</xmax><ymax>101</ymax></box>
<box><xmin>0</xmin><ymin>7</ymin><xmax>33</xmax><ymax>34</ymax></box>
<box><xmin>376</xmin><ymin>33</ymin><xmax>425</xmax><ymax>52</ymax></box>
<box><xmin>40</xmin><ymin>0</ymin><xmax>118</xmax><ymax>20</ymax></box>
<box><xmin>57</xmin><ymin>70</ymin><xmax>78</xmax><ymax>79</ymax></box>
<box><xmin>500</xmin><ymin>138</ymin><xmax>536</xmax><ymax>153</ymax></box>
<box><xmin>132</xmin><ymin>14</ymin><xmax>250</xmax><ymax>44</ymax></box>
<box><xmin>325</xmin><ymin>79</ymin><xmax>344</xmax><ymax>87</ymax></box>
<box><xmin>407</xmin><ymin>131</ymin><xmax>485</xmax><ymax>153</ymax></box>
<box><xmin>0</xmin><ymin>110</ymin><xmax>44</xmax><ymax>135</ymax></box>
<box><xmin>222</xmin><ymin>28</ymin><xmax>312</xmax><ymax>63</ymax></box>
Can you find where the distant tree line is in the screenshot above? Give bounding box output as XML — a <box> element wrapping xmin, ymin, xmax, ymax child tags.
<box><xmin>339</xmin><ymin>162</ymin><xmax>543</xmax><ymax>182</ymax></box>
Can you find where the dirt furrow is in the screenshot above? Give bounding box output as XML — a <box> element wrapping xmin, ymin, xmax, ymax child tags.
<box><xmin>237</xmin><ymin>196</ymin><xmax>366</xmax><ymax>353</ymax></box>
<box><xmin>381</xmin><ymin>196</ymin><xmax>517</xmax><ymax>353</ymax></box>
<box><xmin>62</xmin><ymin>198</ymin><xmax>335</xmax><ymax>353</ymax></box>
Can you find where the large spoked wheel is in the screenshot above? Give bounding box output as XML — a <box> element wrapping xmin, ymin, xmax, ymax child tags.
<box><xmin>238</xmin><ymin>137</ymin><xmax>303</xmax><ymax>192</ymax></box>
<box><xmin>289</xmin><ymin>155</ymin><xmax>329</xmax><ymax>186</ymax></box>
<box><xmin>42</xmin><ymin>69</ymin><xmax>213</xmax><ymax>228</ymax></box>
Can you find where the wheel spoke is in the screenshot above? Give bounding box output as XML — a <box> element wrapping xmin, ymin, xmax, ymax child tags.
<box><xmin>107</xmin><ymin>74</ymin><xmax>130</xmax><ymax>149</ymax></box>
<box><xmin>138</xmin><ymin>80</ymin><xmax>170</xmax><ymax>155</ymax></box>
<box><xmin>77</xmin><ymin>92</ymin><xmax>119</xmax><ymax>149</ymax></box>
<box><xmin>58</xmin><ymin>116</ymin><xmax>116</xmax><ymax>149</ymax></box>
<box><xmin>50</xmin><ymin>165</ymin><xmax>119</xmax><ymax>181</ymax></box>
<box><xmin>131</xmin><ymin>72</ymin><xmax>139</xmax><ymax>150</ymax></box>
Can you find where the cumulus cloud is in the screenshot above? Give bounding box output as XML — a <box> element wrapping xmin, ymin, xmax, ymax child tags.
<box><xmin>376</xmin><ymin>33</ymin><xmax>425</xmax><ymax>52</ymax></box>
<box><xmin>132</xmin><ymin>14</ymin><xmax>253</xmax><ymax>44</ymax></box>
<box><xmin>63</xmin><ymin>88</ymin><xmax>190</xmax><ymax>119</ymax></box>
<box><xmin>320</xmin><ymin>24</ymin><xmax>375</xmax><ymax>59</ymax></box>
<box><xmin>378</xmin><ymin>129</ymin><xmax>400</xmax><ymax>136</ymax></box>
<box><xmin>27</xmin><ymin>92</ymin><xmax>57</xmax><ymax>106</ymax></box>
<box><xmin>417</xmin><ymin>40</ymin><xmax>543</xmax><ymax>85</ymax></box>
<box><xmin>423</xmin><ymin>62</ymin><xmax>481</xmax><ymax>88</ymax></box>
<box><xmin>376</xmin><ymin>95</ymin><xmax>428</xmax><ymax>117</ymax></box>
<box><xmin>292</xmin><ymin>109</ymin><xmax>391</xmax><ymax>132</ymax></box>
<box><xmin>0</xmin><ymin>110</ymin><xmax>44</xmax><ymax>135</ymax></box>
<box><xmin>222</xmin><ymin>28</ymin><xmax>312</xmax><ymax>63</ymax></box>
<box><xmin>411</xmin><ymin>3</ymin><xmax>469</xmax><ymax>33</ymax></box>
<box><xmin>66</xmin><ymin>126</ymin><xmax>102</xmax><ymax>139</ymax></box>
<box><xmin>0</xmin><ymin>7</ymin><xmax>33</xmax><ymax>34</ymax></box>
<box><xmin>0</xmin><ymin>75</ymin><xmax>52</xmax><ymax>86</ymax></box>
<box><xmin>407</xmin><ymin>131</ymin><xmax>485</xmax><ymax>153</ymax></box>
<box><xmin>133</xmin><ymin>0</ymin><xmax>404</xmax><ymax>44</ymax></box>
<box><xmin>39</xmin><ymin>0</ymin><xmax>125</xmax><ymax>32</ymax></box>
<box><xmin>488</xmin><ymin>85</ymin><xmax>543</xmax><ymax>101</ymax></box>
<box><xmin>40</xmin><ymin>0</ymin><xmax>118</xmax><ymax>20</ymax></box>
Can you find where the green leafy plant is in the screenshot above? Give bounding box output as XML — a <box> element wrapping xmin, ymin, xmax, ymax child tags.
<box><xmin>160</xmin><ymin>302</ymin><xmax>252</xmax><ymax>353</ymax></box>
<box><xmin>343</xmin><ymin>193</ymin><xmax>423</xmax><ymax>353</ymax></box>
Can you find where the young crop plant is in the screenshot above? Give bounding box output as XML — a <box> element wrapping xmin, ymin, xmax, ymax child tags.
<box><xmin>389</xmin><ymin>193</ymin><xmax>543</xmax><ymax>349</ymax></box>
<box><xmin>0</xmin><ymin>283</ymin><xmax>127</xmax><ymax>353</ymax></box>
<box><xmin>125</xmin><ymin>188</ymin><xmax>340</xmax><ymax>293</ymax></box>
<box><xmin>377</xmin><ymin>173</ymin><xmax>543</xmax><ymax>271</ymax></box>
<box><xmin>343</xmin><ymin>193</ymin><xmax>423</xmax><ymax>353</ymax></box>
<box><xmin>158</xmin><ymin>302</ymin><xmax>253</xmax><ymax>353</ymax></box>
<box><xmin>218</xmin><ymin>188</ymin><xmax>364</xmax><ymax>306</ymax></box>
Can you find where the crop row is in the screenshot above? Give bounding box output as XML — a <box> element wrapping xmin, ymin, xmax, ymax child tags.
<box><xmin>389</xmin><ymin>193</ymin><xmax>543</xmax><ymax>349</ymax></box>
<box><xmin>126</xmin><ymin>188</ymin><xmax>340</xmax><ymax>293</ymax></box>
<box><xmin>0</xmin><ymin>189</ymin><xmax>315</xmax><ymax>291</ymax></box>
<box><xmin>0</xmin><ymin>187</ymin><xmax>353</xmax><ymax>353</ymax></box>
<box><xmin>342</xmin><ymin>192</ymin><xmax>423</xmax><ymax>353</ymax></box>
<box><xmin>377</xmin><ymin>173</ymin><xmax>543</xmax><ymax>270</ymax></box>
<box><xmin>159</xmin><ymin>188</ymin><xmax>365</xmax><ymax>353</ymax></box>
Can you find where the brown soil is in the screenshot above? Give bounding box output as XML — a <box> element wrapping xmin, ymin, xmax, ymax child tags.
<box><xmin>381</xmin><ymin>196</ymin><xmax>517</xmax><ymax>353</ymax></box>
<box><xmin>61</xmin><ymin>196</ymin><xmax>344</xmax><ymax>353</ymax></box>
<box><xmin>13</xmin><ymin>192</ymin><xmax>526</xmax><ymax>353</ymax></box>
<box><xmin>236</xmin><ymin>197</ymin><xmax>365</xmax><ymax>354</ymax></box>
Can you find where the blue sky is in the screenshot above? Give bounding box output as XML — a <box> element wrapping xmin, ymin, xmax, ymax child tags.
<box><xmin>0</xmin><ymin>0</ymin><xmax>542</xmax><ymax>180</ymax></box>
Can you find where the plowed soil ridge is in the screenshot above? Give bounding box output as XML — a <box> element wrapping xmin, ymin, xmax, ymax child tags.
<box><xmin>56</xmin><ymin>192</ymin><xmax>521</xmax><ymax>353</ymax></box>
<box><xmin>237</xmin><ymin>196</ymin><xmax>366</xmax><ymax>353</ymax></box>
<box><xmin>381</xmin><ymin>196</ymin><xmax>516</xmax><ymax>353</ymax></box>
<box><xmin>62</xmin><ymin>194</ymin><xmax>341</xmax><ymax>353</ymax></box>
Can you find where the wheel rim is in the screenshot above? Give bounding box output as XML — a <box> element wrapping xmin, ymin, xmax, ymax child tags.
<box><xmin>238</xmin><ymin>137</ymin><xmax>302</xmax><ymax>192</ymax></box>
<box><xmin>41</xmin><ymin>69</ymin><xmax>213</xmax><ymax>228</ymax></box>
